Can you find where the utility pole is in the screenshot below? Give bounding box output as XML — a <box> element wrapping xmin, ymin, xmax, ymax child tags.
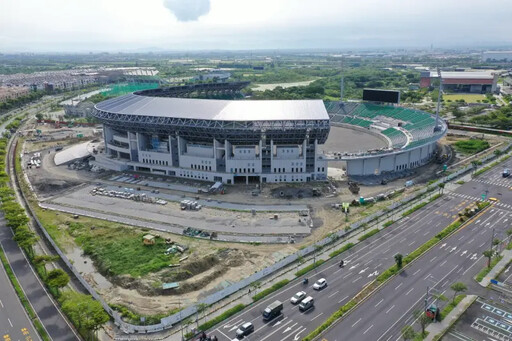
<box><xmin>424</xmin><ymin>286</ymin><xmax>430</xmax><ymax>311</ymax></box>
<box><xmin>340</xmin><ymin>57</ymin><xmax>345</xmax><ymax>107</ymax></box>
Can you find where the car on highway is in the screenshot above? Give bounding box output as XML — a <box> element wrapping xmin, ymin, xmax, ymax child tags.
<box><xmin>313</xmin><ymin>278</ymin><xmax>327</xmax><ymax>290</ymax></box>
<box><xmin>298</xmin><ymin>296</ymin><xmax>314</xmax><ymax>311</ymax></box>
<box><xmin>290</xmin><ymin>291</ymin><xmax>307</xmax><ymax>304</ymax></box>
<box><xmin>236</xmin><ymin>322</ymin><xmax>254</xmax><ymax>338</ymax></box>
<box><xmin>503</xmin><ymin>169</ymin><xmax>510</xmax><ymax>178</ymax></box>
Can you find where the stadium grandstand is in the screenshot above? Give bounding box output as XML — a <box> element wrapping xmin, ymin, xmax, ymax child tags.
<box><xmin>324</xmin><ymin>100</ymin><xmax>446</xmax><ymax>176</ymax></box>
<box><xmin>91</xmin><ymin>82</ymin><xmax>446</xmax><ymax>182</ymax></box>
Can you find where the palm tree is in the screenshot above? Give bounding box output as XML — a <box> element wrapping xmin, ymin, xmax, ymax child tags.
<box><xmin>450</xmin><ymin>282</ymin><xmax>467</xmax><ymax>303</ymax></box>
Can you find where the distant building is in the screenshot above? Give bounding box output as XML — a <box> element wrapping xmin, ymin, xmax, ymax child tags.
<box><xmin>0</xmin><ymin>86</ymin><xmax>30</xmax><ymax>101</ymax></box>
<box><xmin>482</xmin><ymin>51</ymin><xmax>512</xmax><ymax>62</ymax></box>
<box><xmin>420</xmin><ymin>71</ymin><xmax>498</xmax><ymax>93</ymax></box>
<box><xmin>194</xmin><ymin>71</ymin><xmax>231</xmax><ymax>82</ymax></box>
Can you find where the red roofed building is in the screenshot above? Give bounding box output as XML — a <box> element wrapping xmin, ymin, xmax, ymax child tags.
<box><xmin>420</xmin><ymin>71</ymin><xmax>498</xmax><ymax>93</ymax></box>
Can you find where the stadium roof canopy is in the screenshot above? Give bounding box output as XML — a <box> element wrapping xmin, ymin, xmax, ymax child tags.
<box><xmin>95</xmin><ymin>93</ymin><xmax>329</xmax><ymax>121</ymax></box>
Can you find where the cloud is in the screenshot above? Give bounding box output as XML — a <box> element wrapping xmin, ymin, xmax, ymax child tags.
<box><xmin>163</xmin><ymin>0</ymin><xmax>210</xmax><ymax>22</ymax></box>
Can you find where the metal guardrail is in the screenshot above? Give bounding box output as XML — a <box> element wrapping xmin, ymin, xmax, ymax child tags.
<box><xmin>12</xmin><ymin>137</ymin><xmax>512</xmax><ymax>335</ymax></box>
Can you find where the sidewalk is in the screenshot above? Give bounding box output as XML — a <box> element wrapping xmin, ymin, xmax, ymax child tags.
<box><xmin>424</xmin><ymin>295</ymin><xmax>478</xmax><ymax>341</ymax></box>
<box><xmin>479</xmin><ymin>249</ymin><xmax>512</xmax><ymax>287</ymax></box>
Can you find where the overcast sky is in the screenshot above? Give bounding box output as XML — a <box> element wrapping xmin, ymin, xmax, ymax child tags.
<box><xmin>1</xmin><ymin>0</ymin><xmax>511</xmax><ymax>52</ymax></box>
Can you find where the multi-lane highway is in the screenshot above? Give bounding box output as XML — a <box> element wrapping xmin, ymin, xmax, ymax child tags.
<box><xmin>0</xmin><ymin>215</ymin><xmax>79</xmax><ymax>340</ymax></box>
<box><xmin>0</xmin><ymin>245</ymin><xmax>40</xmax><ymax>341</ymax></box>
<box><xmin>322</xmin><ymin>201</ymin><xmax>510</xmax><ymax>341</ymax></box>
<box><xmin>208</xmin><ymin>194</ymin><xmax>469</xmax><ymax>341</ymax></box>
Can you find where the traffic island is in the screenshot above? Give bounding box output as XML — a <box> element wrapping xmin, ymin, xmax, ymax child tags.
<box><xmin>425</xmin><ymin>295</ymin><xmax>478</xmax><ymax>341</ymax></box>
<box><xmin>477</xmin><ymin>249</ymin><xmax>512</xmax><ymax>287</ymax></box>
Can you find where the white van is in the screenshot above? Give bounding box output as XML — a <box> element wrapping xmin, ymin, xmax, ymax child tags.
<box><xmin>299</xmin><ymin>296</ymin><xmax>314</xmax><ymax>311</ymax></box>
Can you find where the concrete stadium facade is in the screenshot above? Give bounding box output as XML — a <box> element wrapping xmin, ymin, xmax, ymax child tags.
<box><xmin>91</xmin><ymin>84</ymin><xmax>446</xmax><ymax>183</ymax></box>
<box><xmin>92</xmin><ymin>87</ymin><xmax>330</xmax><ymax>184</ymax></box>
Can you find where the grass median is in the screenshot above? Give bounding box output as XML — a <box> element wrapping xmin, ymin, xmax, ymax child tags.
<box><xmin>303</xmin><ymin>205</ymin><xmax>486</xmax><ymax>341</ymax></box>
<box><xmin>0</xmin><ymin>247</ymin><xmax>51</xmax><ymax>341</ymax></box>
<box><xmin>185</xmin><ymin>303</ymin><xmax>246</xmax><ymax>338</ymax></box>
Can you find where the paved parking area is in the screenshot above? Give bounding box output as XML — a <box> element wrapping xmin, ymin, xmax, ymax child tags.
<box><xmin>445</xmin><ymin>298</ymin><xmax>512</xmax><ymax>341</ymax></box>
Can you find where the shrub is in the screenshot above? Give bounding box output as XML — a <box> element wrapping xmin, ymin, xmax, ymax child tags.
<box><xmin>358</xmin><ymin>228</ymin><xmax>379</xmax><ymax>242</ymax></box>
<box><xmin>383</xmin><ymin>220</ymin><xmax>394</xmax><ymax>228</ymax></box>
<box><xmin>186</xmin><ymin>303</ymin><xmax>246</xmax><ymax>336</ymax></box>
<box><xmin>329</xmin><ymin>242</ymin><xmax>355</xmax><ymax>258</ymax></box>
<box><xmin>439</xmin><ymin>295</ymin><xmax>466</xmax><ymax>320</ymax></box>
<box><xmin>252</xmin><ymin>279</ymin><xmax>290</xmax><ymax>302</ymax></box>
<box><xmin>295</xmin><ymin>260</ymin><xmax>325</xmax><ymax>277</ymax></box>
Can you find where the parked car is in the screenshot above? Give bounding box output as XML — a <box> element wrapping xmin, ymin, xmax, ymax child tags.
<box><xmin>236</xmin><ymin>322</ymin><xmax>254</xmax><ymax>338</ymax></box>
<box><xmin>313</xmin><ymin>278</ymin><xmax>327</xmax><ymax>290</ymax></box>
<box><xmin>290</xmin><ymin>291</ymin><xmax>307</xmax><ymax>304</ymax></box>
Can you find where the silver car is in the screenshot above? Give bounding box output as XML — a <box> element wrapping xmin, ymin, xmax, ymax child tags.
<box><xmin>290</xmin><ymin>291</ymin><xmax>307</xmax><ymax>304</ymax></box>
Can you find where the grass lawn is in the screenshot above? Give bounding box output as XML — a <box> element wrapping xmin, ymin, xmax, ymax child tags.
<box><xmin>453</xmin><ymin>139</ymin><xmax>490</xmax><ymax>154</ymax></box>
<box><xmin>35</xmin><ymin>207</ymin><xmax>178</xmax><ymax>278</ymax></box>
<box><xmin>444</xmin><ymin>94</ymin><xmax>486</xmax><ymax>103</ymax></box>
<box><xmin>68</xmin><ymin>222</ymin><xmax>178</xmax><ymax>277</ymax></box>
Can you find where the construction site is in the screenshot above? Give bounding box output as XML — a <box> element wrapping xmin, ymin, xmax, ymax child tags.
<box><xmin>13</xmin><ymin>102</ymin><xmax>509</xmax><ymax>320</ymax></box>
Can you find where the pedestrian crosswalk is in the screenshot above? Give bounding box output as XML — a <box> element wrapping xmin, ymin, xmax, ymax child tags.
<box><xmin>447</xmin><ymin>192</ymin><xmax>512</xmax><ymax>210</ymax></box>
<box><xmin>447</xmin><ymin>192</ymin><xmax>481</xmax><ymax>202</ymax></box>
<box><xmin>473</xmin><ymin>178</ymin><xmax>512</xmax><ymax>189</ymax></box>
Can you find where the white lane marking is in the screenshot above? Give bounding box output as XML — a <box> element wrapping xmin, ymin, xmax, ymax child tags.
<box><xmin>377</xmin><ymin>265</ymin><xmax>458</xmax><ymax>341</ymax></box>
<box><xmin>363</xmin><ymin>324</ymin><xmax>374</xmax><ymax>335</ymax></box>
<box><xmin>352</xmin><ymin>276</ymin><xmax>362</xmax><ymax>283</ymax></box>
<box><xmin>352</xmin><ymin>318</ymin><xmax>362</xmax><ymax>328</ymax></box>
<box><xmin>311</xmin><ymin>313</ymin><xmax>324</xmax><ymax>321</ymax></box>
<box><xmin>293</xmin><ymin>327</ymin><xmax>305</xmax><ymax>340</ymax></box>
<box><xmin>259</xmin><ymin>319</ymin><xmax>292</xmax><ymax>341</ymax></box>
<box><xmin>0</xmin><ymin>299</ymin><xmax>3</xmax><ymax>308</ymax></box>
<box><xmin>8</xmin><ymin>318</ymin><xmax>13</xmax><ymax>327</ymax></box>
<box><xmin>343</xmin><ymin>272</ymin><xmax>352</xmax><ymax>279</ymax></box>
<box><xmin>223</xmin><ymin>318</ymin><xmax>243</xmax><ymax>329</ymax></box>
<box><xmin>339</xmin><ymin>295</ymin><xmax>349</xmax><ymax>304</ymax></box>
<box><xmin>328</xmin><ymin>290</ymin><xmax>340</xmax><ymax>298</ymax></box>
<box><xmin>375</xmin><ymin>298</ymin><xmax>384</xmax><ymax>307</ymax></box>
<box><xmin>386</xmin><ymin>305</ymin><xmax>395</xmax><ymax>314</ymax></box>
<box><xmin>468</xmin><ymin>238</ymin><xmax>475</xmax><ymax>244</ymax></box>
<box><xmin>405</xmin><ymin>288</ymin><xmax>414</xmax><ymax>296</ymax></box>
<box><xmin>430</xmin><ymin>256</ymin><xmax>438</xmax><ymax>263</ymax></box>
<box><xmin>395</xmin><ymin>283</ymin><xmax>403</xmax><ymax>291</ymax></box>
<box><xmin>413</xmin><ymin>269</ymin><xmax>421</xmax><ymax>276</ymax></box>
<box><xmin>440</xmin><ymin>260</ymin><xmax>447</xmax><ymax>267</ymax></box>
<box><xmin>423</xmin><ymin>231</ymin><xmax>430</xmax><ymax>236</ymax></box>
<box><xmin>283</xmin><ymin>322</ymin><xmax>297</xmax><ymax>334</ymax></box>
<box><xmin>424</xmin><ymin>273</ymin><xmax>431</xmax><ymax>280</ymax></box>
<box><xmin>479</xmin><ymin>242</ymin><xmax>486</xmax><ymax>247</ymax></box>
<box><xmin>408</xmin><ymin>241</ymin><xmax>415</xmax><ymax>246</ymax></box>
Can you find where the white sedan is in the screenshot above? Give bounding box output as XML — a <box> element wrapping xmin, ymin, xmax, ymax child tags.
<box><xmin>313</xmin><ymin>278</ymin><xmax>327</xmax><ymax>290</ymax></box>
<box><xmin>290</xmin><ymin>291</ymin><xmax>307</xmax><ymax>304</ymax></box>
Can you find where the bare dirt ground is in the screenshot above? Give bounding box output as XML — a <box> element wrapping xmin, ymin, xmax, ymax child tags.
<box><xmin>20</xmin><ymin>128</ymin><xmax>462</xmax><ymax>317</ymax></box>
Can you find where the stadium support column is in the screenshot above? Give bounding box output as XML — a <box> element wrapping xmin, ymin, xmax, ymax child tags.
<box><xmin>270</xmin><ymin>139</ymin><xmax>274</xmax><ymax>173</ymax></box>
<box><xmin>313</xmin><ymin>139</ymin><xmax>318</xmax><ymax>180</ymax></box>
<box><xmin>303</xmin><ymin>139</ymin><xmax>307</xmax><ymax>173</ymax></box>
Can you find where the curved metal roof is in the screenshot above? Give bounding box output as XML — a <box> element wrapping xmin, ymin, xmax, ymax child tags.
<box><xmin>94</xmin><ymin>93</ymin><xmax>329</xmax><ymax>122</ymax></box>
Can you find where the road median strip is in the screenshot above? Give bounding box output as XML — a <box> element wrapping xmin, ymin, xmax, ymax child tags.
<box><xmin>303</xmin><ymin>202</ymin><xmax>491</xmax><ymax>341</ymax></box>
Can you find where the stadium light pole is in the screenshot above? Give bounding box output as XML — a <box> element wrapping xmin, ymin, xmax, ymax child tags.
<box><xmin>434</xmin><ymin>67</ymin><xmax>443</xmax><ymax>131</ymax></box>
